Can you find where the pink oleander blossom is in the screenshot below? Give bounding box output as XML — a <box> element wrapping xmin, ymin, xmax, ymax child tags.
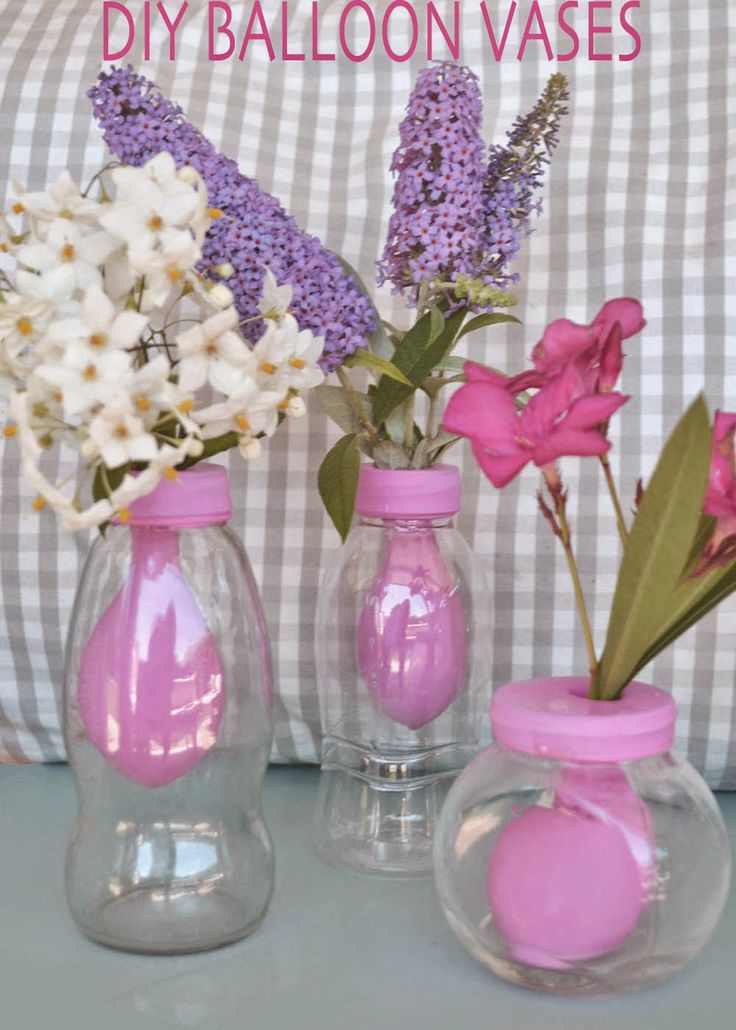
<box><xmin>704</xmin><ymin>412</ymin><xmax>736</xmax><ymax>523</ymax></box>
<box><xmin>531</xmin><ymin>297</ymin><xmax>645</xmax><ymax>390</ymax></box>
<box><xmin>443</xmin><ymin>362</ymin><xmax>629</xmax><ymax>487</ymax></box>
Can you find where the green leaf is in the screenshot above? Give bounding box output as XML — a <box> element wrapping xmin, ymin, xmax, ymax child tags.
<box><xmin>594</xmin><ymin>395</ymin><xmax>712</xmax><ymax>700</ymax></box>
<box><xmin>373</xmin><ymin>441</ymin><xmax>411</xmax><ymax>469</ymax></box>
<box><xmin>92</xmin><ymin>463</ymin><xmax>129</xmax><ymax>504</ymax></box>
<box><xmin>631</xmin><ymin>561</ymin><xmax>736</xmax><ymax>678</ymax></box>
<box><xmin>344</xmin><ymin>349</ymin><xmax>413</xmax><ymax>386</ymax></box>
<box><xmin>314</xmin><ymin>383</ymin><xmax>366</xmax><ymax>435</ymax></box>
<box><xmin>318</xmin><ymin>434</ymin><xmax>361</xmax><ymax>542</ymax></box>
<box><xmin>371</xmin><ymin>307</ymin><xmax>467</xmax><ymax>426</ymax></box>
<box><xmin>455</xmin><ymin>312</ymin><xmax>521</xmax><ymax>342</ymax></box>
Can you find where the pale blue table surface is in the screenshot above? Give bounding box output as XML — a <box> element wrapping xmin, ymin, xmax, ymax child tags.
<box><xmin>1</xmin><ymin>764</ymin><xmax>734</xmax><ymax>1030</ymax></box>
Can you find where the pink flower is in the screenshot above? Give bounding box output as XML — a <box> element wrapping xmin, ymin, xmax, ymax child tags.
<box><xmin>531</xmin><ymin>298</ymin><xmax>645</xmax><ymax>391</ymax></box>
<box><xmin>704</xmin><ymin>412</ymin><xmax>736</xmax><ymax>522</ymax></box>
<box><xmin>464</xmin><ymin>362</ymin><xmax>546</xmax><ymax>394</ymax></box>
<box><xmin>443</xmin><ymin>363</ymin><xmax>629</xmax><ymax>487</ymax></box>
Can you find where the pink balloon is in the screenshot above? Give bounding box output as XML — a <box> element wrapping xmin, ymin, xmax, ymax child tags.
<box><xmin>357</xmin><ymin>527</ymin><xmax>468</xmax><ymax>730</ymax></box>
<box><xmin>487</xmin><ymin>768</ymin><xmax>653</xmax><ymax>968</ymax></box>
<box><xmin>78</xmin><ymin>526</ymin><xmax>224</xmax><ymax>788</ymax></box>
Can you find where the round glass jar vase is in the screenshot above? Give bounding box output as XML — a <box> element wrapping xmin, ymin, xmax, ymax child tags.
<box><xmin>314</xmin><ymin>464</ymin><xmax>490</xmax><ymax>877</ymax></box>
<box><xmin>434</xmin><ymin>677</ymin><xmax>731</xmax><ymax>994</ymax></box>
<box><xmin>64</xmin><ymin>464</ymin><xmax>274</xmax><ymax>954</ymax></box>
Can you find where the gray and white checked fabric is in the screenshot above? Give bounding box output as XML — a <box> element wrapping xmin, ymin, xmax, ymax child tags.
<box><xmin>1</xmin><ymin>1</ymin><xmax>735</xmax><ymax>785</ymax></box>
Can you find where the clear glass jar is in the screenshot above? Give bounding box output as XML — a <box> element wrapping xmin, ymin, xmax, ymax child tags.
<box><xmin>314</xmin><ymin>465</ymin><xmax>490</xmax><ymax>876</ymax></box>
<box><xmin>64</xmin><ymin>464</ymin><xmax>274</xmax><ymax>954</ymax></box>
<box><xmin>434</xmin><ymin>677</ymin><xmax>731</xmax><ymax>994</ymax></box>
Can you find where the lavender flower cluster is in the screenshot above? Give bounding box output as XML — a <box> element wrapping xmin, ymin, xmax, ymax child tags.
<box><xmin>88</xmin><ymin>67</ymin><xmax>376</xmax><ymax>373</ymax></box>
<box><xmin>376</xmin><ymin>63</ymin><xmax>486</xmax><ymax>299</ymax></box>
<box><xmin>481</xmin><ymin>73</ymin><xmax>569</xmax><ymax>292</ymax></box>
<box><xmin>378</xmin><ymin>64</ymin><xmax>568</xmax><ymax>309</ymax></box>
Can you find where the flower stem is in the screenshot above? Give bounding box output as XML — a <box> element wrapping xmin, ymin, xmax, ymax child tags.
<box><xmin>403</xmin><ymin>392</ymin><xmax>415</xmax><ymax>451</ymax></box>
<box><xmin>335</xmin><ymin>366</ymin><xmax>380</xmax><ymax>448</ymax></box>
<box><xmin>544</xmin><ymin>468</ymin><xmax>599</xmax><ymax>682</ymax></box>
<box><xmin>599</xmin><ymin>452</ymin><xmax>629</xmax><ymax>546</ymax></box>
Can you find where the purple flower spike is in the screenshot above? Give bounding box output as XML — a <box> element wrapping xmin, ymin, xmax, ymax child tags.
<box><xmin>88</xmin><ymin>67</ymin><xmax>376</xmax><ymax>372</ymax></box>
<box><xmin>377</xmin><ymin>62</ymin><xmax>486</xmax><ymax>303</ymax></box>
<box><xmin>480</xmin><ymin>73</ymin><xmax>569</xmax><ymax>291</ymax></box>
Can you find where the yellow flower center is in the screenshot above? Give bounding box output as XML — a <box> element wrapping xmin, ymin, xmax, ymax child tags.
<box><xmin>259</xmin><ymin>361</ymin><xmax>277</xmax><ymax>375</ymax></box>
<box><xmin>178</xmin><ymin>399</ymin><xmax>194</xmax><ymax>413</ymax></box>
<box><xmin>11</xmin><ymin>202</ymin><xmax>25</xmax><ymax>215</ymax></box>
<box><xmin>89</xmin><ymin>332</ymin><xmax>107</xmax><ymax>348</ymax></box>
<box><xmin>290</xmin><ymin>357</ymin><xmax>306</xmax><ymax>370</ymax></box>
<box><xmin>32</xmin><ymin>496</ymin><xmax>46</xmax><ymax>512</ymax></box>
<box><xmin>163</xmin><ymin>467</ymin><xmax>178</xmax><ymax>481</ymax></box>
<box><xmin>277</xmin><ymin>398</ymin><xmax>289</xmax><ymax>412</ymax></box>
<box><xmin>205</xmin><ymin>341</ymin><xmax>219</xmax><ymax>356</ymax></box>
<box><xmin>82</xmin><ymin>364</ymin><xmax>98</xmax><ymax>380</ymax></box>
<box><xmin>148</xmin><ymin>214</ymin><xmax>164</xmax><ymax>231</ymax></box>
<box><xmin>168</xmin><ymin>267</ymin><xmax>184</xmax><ymax>282</ymax></box>
<box><xmin>113</xmin><ymin>423</ymin><xmax>130</xmax><ymax>440</ymax></box>
<box><xmin>61</xmin><ymin>243</ymin><xmax>76</xmax><ymax>262</ymax></box>
<box><xmin>16</xmin><ymin>317</ymin><xmax>33</xmax><ymax>336</ymax></box>
<box><xmin>118</xmin><ymin>508</ymin><xmax>132</xmax><ymax>523</ymax></box>
<box><xmin>207</xmin><ymin>207</ymin><xmax>224</xmax><ymax>220</ymax></box>
<box><xmin>135</xmin><ymin>396</ymin><xmax>150</xmax><ymax>412</ymax></box>
<box><xmin>236</xmin><ymin>415</ymin><xmax>250</xmax><ymax>432</ymax></box>
<box><xmin>3</xmin><ymin>424</ymin><xmax>17</xmax><ymax>438</ymax></box>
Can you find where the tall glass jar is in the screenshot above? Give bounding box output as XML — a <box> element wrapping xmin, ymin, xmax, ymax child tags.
<box><xmin>434</xmin><ymin>677</ymin><xmax>731</xmax><ymax>994</ymax></box>
<box><xmin>64</xmin><ymin>463</ymin><xmax>274</xmax><ymax>954</ymax></box>
<box><xmin>314</xmin><ymin>464</ymin><xmax>490</xmax><ymax>876</ymax></box>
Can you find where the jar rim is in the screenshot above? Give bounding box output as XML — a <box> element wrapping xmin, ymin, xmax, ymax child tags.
<box><xmin>354</xmin><ymin>463</ymin><xmax>461</xmax><ymax>520</ymax></box>
<box><xmin>111</xmin><ymin>462</ymin><xmax>232</xmax><ymax>527</ymax></box>
<box><xmin>491</xmin><ymin>677</ymin><xmax>676</xmax><ymax>763</ymax></box>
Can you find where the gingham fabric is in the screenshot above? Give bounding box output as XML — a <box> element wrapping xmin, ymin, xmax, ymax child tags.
<box><xmin>1</xmin><ymin>1</ymin><xmax>735</xmax><ymax>785</ymax></box>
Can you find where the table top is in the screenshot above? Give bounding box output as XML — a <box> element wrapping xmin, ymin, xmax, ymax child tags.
<box><xmin>1</xmin><ymin>764</ymin><xmax>734</xmax><ymax>1030</ymax></box>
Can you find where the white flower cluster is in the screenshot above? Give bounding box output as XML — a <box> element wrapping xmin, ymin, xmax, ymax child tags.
<box><xmin>0</xmin><ymin>153</ymin><xmax>325</xmax><ymax>530</ymax></box>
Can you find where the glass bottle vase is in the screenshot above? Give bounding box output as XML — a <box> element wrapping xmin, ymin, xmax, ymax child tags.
<box><xmin>314</xmin><ymin>464</ymin><xmax>490</xmax><ymax>876</ymax></box>
<box><xmin>64</xmin><ymin>463</ymin><xmax>274</xmax><ymax>954</ymax></box>
<box><xmin>433</xmin><ymin>677</ymin><xmax>731</xmax><ymax>994</ymax></box>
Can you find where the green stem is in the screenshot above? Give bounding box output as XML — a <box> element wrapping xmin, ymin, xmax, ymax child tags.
<box><xmin>335</xmin><ymin>367</ymin><xmax>380</xmax><ymax>448</ymax></box>
<box><xmin>546</xmin><ymin>471</ymin><xmax>599</xmax><ymax>685</ymax></box>
<box><xmin>599</xmin><ymin>452</ymin><xmax>629</xmax><ymax>547</ymax></box>
<box><xmin>402</xmin><ymin>392</ymin><xmax>415</xmax><ymax>451</ymax></box>
<box><xmin>426</xmin><ymin>382</ymin><xmax>438</xmax><ymax>440</ymax></box>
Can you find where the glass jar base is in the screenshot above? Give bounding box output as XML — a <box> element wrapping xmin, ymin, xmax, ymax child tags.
<box><xmin>71</xmin><ymin>885</ymin><xmax>269</xmax><ymax>955</ymax></box>
<box><xmin>314</xmin><ymin>741</ymin><xmax>472</xmax><ymax>877</ymax></box>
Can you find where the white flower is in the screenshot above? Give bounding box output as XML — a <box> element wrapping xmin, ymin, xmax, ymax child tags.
<box><xmin>238</xmin><ymin>436</ymin><xmax>261</xmax><ymax>460</ymax></box>
<box><xmin>175</xmin><ymin>306</ymin><xmax>251</xmax><ymax>392</ymax></box>
<box><xmin>258</xmin><ymin>268</ymin><xmax>292</xmax><ymax>322</ymax></box>
<box><xmin>129</xmin><ymin>228</ymin><xmax>201</xmax><ymax>310</ymax></box>
<box><xmin>36</xmin><ymin>343</ymin><xmax>130</xmax><ymax>417</ymax></box>
<box><xmin>194</xmin><ymin>372</ymin><xmax>283</xmax><ymax>440</ymax></box>
<box><xmin>45</xmin><ymin>284</ymin><xmax>147</xmax><ymax>354</ymax></box>
<box><xmin>13</xmin><ymin>171</ymin><xmax>101</xmax><ymax>238</ymax></box>
<box><xmin>125</xmin><ymin>355</ymin><xmax>174</xmax><ymax>422</ymax></box>
<box><xmin>87</xmin><ymin>394</ymin><xmax>159</xmax><ymax>469</ymax></box>
<box><xmin>0</xmin><ymin>293</ymin><xmax>54</xmax><ymax>377</ymax></box>
<box><xmin>286</xmin><ymin>395</ymin><xmax>306</xmax><ymax>418</ymax></box>
<box><xmin>205</xmin><ymin>282</ymin><xmax>234</xmax><ymax>310</ymax></box>
<box><xmin>101</xmin><ymin>153</ymin><xmax>205</xmax><ymax>250</ymax></box>
<box><xmin>17</xmin><ymin>219</ymin><xmax>120</xmax><ymax>299</ymax></box>
<box><xmin>251</xmin><ymin>315</ymin><xmax>325</xmax><ymax>392</ymax></box>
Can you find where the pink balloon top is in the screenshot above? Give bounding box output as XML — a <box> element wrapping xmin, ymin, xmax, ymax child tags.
<box><xmin>115</xmin><ymin>462</ymin><xmax>232</xmax><ymax>528</ymax></box>
<box><xmin>355</xmin><ymin>463</ymin><xmax>461</xmax><ymax>520</ymax></box>
<box><xmin>491</xmin><ymin>677</ymin><xmax>676</xmax><ymax>763</ymax></box>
